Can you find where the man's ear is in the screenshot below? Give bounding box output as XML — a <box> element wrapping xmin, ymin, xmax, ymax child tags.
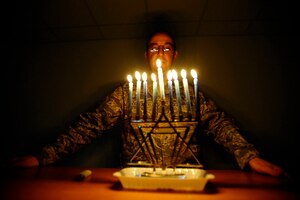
<box><xmin>173</xmin><ymin>51</ymin><xmax>178</xmax><ymax>59</ymax></box>
<box><xmin>144</xmin><ymin>52</ymin><xmax>148</xmax><ymax>60</ymax></box>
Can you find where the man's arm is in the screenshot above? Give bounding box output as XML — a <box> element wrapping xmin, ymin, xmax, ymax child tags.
<box><xmin>199</xmin><ymin>91</ymin><xmax>284</xmax><ymax>177</ymax></box>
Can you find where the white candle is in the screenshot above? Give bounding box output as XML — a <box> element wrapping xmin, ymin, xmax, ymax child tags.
<box><xmin>142</xmin><ymin>72</ymin><xmax>147</xmax><ymax>120</ymax></box>
<box><xmin>156</xmin><ymin>59</ymin><xmax>165</xmax><ymax>100</ymax></box>
<box><xmin>135</xmin><ymin>71</ymin><xmax>141</xmax><ymax>119</ymax></box>
<box><xmin>127</xmin><ymin>75</ymin><xmax>133</xmax><ymax>118</ymax></box>
<box><xmin>181</xmin><ymin>69</ymin><xmax>191</xmax><ymax>118</ymax></box>
<box><xmin>167</xmin><ymin>70</ymin><xmax>174</xmax><ymax>120</ymax></box>
<box><xmin>191</xmin><ymin>69</ymin><xmax>199</xmax><ymax>120</ymax></box>
<box><xmin>151</xmin><ymin>73</ymin><xmax>157</xmax><ymax>120</ymax></box>
<box><xmin>172</xmin><ymin>69</ymin><xmax>183</xmax><ymax>120</ymax></box>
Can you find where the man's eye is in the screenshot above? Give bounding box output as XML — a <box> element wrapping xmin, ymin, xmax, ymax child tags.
<box><xmin>150</xmin><ymin>48</ymin><xmax>158</xmax><ymax>52</ymax></box>
<box><xmin>163</xmin><ymin>48</ymin><xmax>171</xmax><ymax>52</ymax></box>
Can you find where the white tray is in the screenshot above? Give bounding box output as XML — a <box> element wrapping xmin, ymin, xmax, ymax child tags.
<box><xmin>113</xmin><ymin>167</ymin><xmax>215</xmax><ymax>191</ymax></box>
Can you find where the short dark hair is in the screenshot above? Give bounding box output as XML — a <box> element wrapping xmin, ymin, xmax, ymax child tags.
<box><xmin>145</xmin><ymin>31</ymin><xmax>177</xmax><ymax>52</ymax></box>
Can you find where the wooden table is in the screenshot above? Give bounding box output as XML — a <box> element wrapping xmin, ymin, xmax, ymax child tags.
<box><xmin>0</xmin><ymin>167</ymin><xmax>297</xmax><ymax>200</ymax></box>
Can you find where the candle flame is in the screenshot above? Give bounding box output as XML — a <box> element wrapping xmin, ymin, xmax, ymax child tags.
<box><xmin>127</xmin><ymin>75</ymin><xmax>132</xmax><ymax>82</ymax></box>
<box><xmin>135</xmin><ymin>71</ymin><xmax>141</xmax><ymax>81</ymax></box>
<box><xmin>151</xmin><ymin>73</ymin><xmax>156</xmax><ymax>82</ymax></box>
<box><xmin>156</xmin><ymin>59</ymin><xmax>162</xmax><ymax>68</ymax></box>
<box><xmin>142</xmin><ymin>72</ymin><xmax>147</xmax><ymax>81</ymax></box>
<box><xmin>172</xmin><ymin>69</ymin><xmax>178</xmax><ymax>80</ymax></box>
<box><xmin>181</xmin><ymin>69</ymin><xmax>187</xmax><ymax>79</ymax></box>
<box><xmin>167</xmin><ymin>70</ymin><xmax>172</xmax><ymax>81</ymax></box>
<box><xmin>191</xmin><ymin>69</ymin><xmax>197</xmax><ymax>79</ymax></box>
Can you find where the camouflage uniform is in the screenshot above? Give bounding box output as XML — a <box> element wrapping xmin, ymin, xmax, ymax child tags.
<box><xmin>38</xmin><ymin>81</ymin><xmax>259</xmax><ymax>169</ymax></box>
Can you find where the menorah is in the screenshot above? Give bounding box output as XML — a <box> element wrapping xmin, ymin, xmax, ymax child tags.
<box><xmin>126</xmin><ymin>59</ymin><xmax>202</xmax><ymax>170</ymax></box>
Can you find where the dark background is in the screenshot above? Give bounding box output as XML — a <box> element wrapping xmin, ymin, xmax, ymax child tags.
<box><xmin>3</xmin><ymin>0</ymin><xmax>297</xmax><ymax>177</ymax></box>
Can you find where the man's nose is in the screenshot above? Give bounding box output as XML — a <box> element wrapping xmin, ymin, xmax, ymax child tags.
<box><xmin>158</xmin><ymin>47</ymin><xmax>164</xmax><ymax>55</ymax></box>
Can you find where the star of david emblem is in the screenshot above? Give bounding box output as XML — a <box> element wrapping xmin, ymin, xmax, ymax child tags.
<box><xmin>128</xmin><ymin>108</ymin><xmax>202</xmax><ymax>169</ymax></box>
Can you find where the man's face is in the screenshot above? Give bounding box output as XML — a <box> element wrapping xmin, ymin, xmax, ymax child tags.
<box><xmin>145</xmin><ymin>32</ymin><xmax>178</xmax><ymax>74</ymax></box>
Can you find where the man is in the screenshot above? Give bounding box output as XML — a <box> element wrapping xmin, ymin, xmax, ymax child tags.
<box><xmin>9</xmin><ymin>31</ymin><xmax>284</xmax><ymax>177</ymax></box>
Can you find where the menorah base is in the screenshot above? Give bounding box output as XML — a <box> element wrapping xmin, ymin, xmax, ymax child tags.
<box><xmin>129</xmin><ymin>107</ymin><xmax>202</xmax><ymax>170</ymax></box>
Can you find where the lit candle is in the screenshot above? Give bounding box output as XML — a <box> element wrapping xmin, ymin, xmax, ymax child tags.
<box><xmin>156</xmin><ymin>59</ymin><xmax>165</xmax><ymax>100</ymax></box>
<box><xmin>172</xmin><ymin>69</ymin><xmax>183</xmax><ymax>120</ymax></box>
<box><xmin>151</xmin><ymin>73</ymin><xmax>157</xmax><ymax>120</ymax></box>
<box><xmin>135</xmin><ymin>71</ymin><xmax>141</xmax><ymax>120</ymax></box>
<box><xmin>191</xmin><ymin>69</ymin><xmax>199</xmax><ymax>120</ymax></box>
<box><xmin>167</xmin><ymin>70</ymin><xmax>174</xmax><ymax>120</ymax></box>
<box><xmin>181</xmin><ymin>69</ymin><xmax>191</xmax><ymax>119</ymax></box>
<box><xmin>142</xmin><ymin>72</ymin><xmax>147</xmax><ymax>121</ymax></box>
<box><xmin>127</xmin><ymin>74</ymin><xmax>133</xmax><ymax>119</ymax></box>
